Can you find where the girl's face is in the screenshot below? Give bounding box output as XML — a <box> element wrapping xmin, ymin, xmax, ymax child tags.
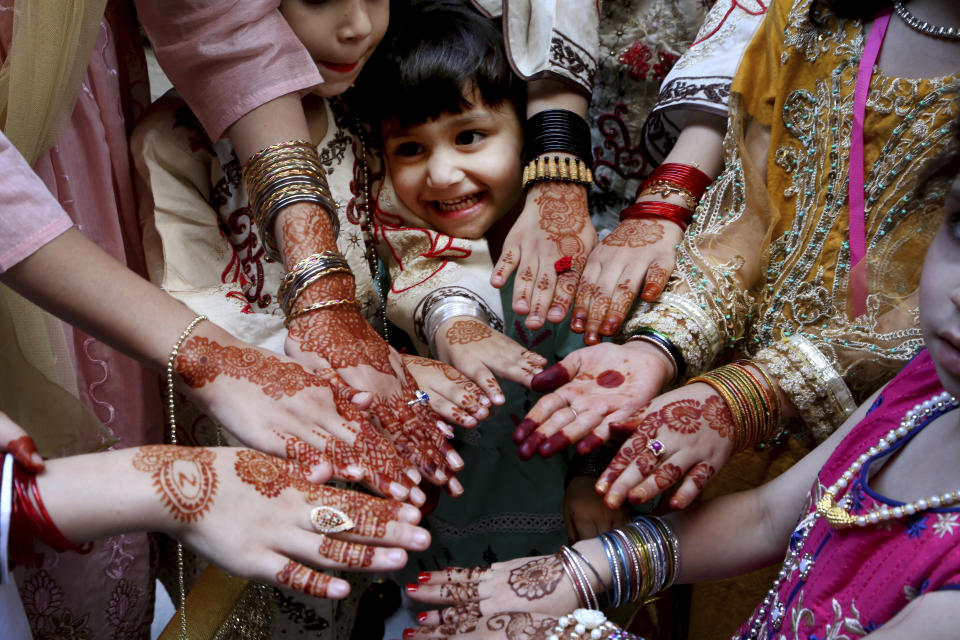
<box><xmin>280</xmin><ymin>0</ymin><xmax>389</xmax><ymax>98</ymax></box>
<box><xmin>919</xmin><ymin>174</ymin><xmax>960</xmax><ymax>397</ymax></box>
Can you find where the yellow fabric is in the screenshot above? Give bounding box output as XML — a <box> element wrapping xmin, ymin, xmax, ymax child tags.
<box><xmin>0</xmin><ymin>0</ymin><xmax>107</xmax><ymax>164</ymax></box>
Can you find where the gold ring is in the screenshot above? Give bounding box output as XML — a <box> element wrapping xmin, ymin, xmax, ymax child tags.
<box><xmin>310</xmin><ymin>505</ymin><xmax>355</xmax><ymax>534</ymax></box>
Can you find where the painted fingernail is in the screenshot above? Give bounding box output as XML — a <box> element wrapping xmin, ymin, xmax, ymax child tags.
<box><xmin>405</xmin><ymin>583</ymin><xmax>419</xmax><ymax>593</ymax></box>
<box><xmin>606</xmin><ymin>492</ymin><xmax>623</xmax><ymax>508</ymax></box>
<box><xmin>403</xmin><ymin>628</ymin><xmax>417</xmax><ymax>638</ymax></box>
<box><xmin>576</xmin><ymin>434</ymin><xmax>603</xmax><ymax>456</ymax></box>
<box><xmin>531</xmin><ymin>363</ymin><xmax>570</xmax><ymax>392</ymax></box>
<box><xmin>595</xmin><ymin>480</ymin><xmax>609</xmax><ymax>494</ymax></box>
<box><xmin>7</xmin><ymin>436</ymin><xmax>43</xmax><ymax>472</ymax></box>
<box><xmin>417</xmin><ymin>611</ymin><xmax>429</xmax><ymax>623</ymax></box>
<box><xmin>538</xmin><ymin>432</ymin><xmax>569</xmax><ymax>458</ymax></box>
<box><xmin>417</xmin><ymin>572</ymin><xmax>432</xmax><ymax>584</ymax></box>
<box><xmin>517</xmin><ymin>432</ymin><xmax>545</xmax><ymax>460</ymax></box>
<box><xmin>512</xmin><ymin>418</ymin><xmax>539</xmax><ymax>444</ymax></box>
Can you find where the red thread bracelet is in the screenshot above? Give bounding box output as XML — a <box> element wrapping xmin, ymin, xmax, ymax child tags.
<box><xmin>10</xmin><ymin>462</ymin><xmax>91</xmax><ymax>567</ymax></box>
<box><xmin>619</xmin><ymin>202</ymin><xmax>693</xmax><ymax>231</ymax></box>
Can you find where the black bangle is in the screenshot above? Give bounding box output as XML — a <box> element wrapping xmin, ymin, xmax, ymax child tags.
<box><xmin>634</xmin><ymin>328</ymin><xmax>687</xmax><ymax>381</ymax></box>
<box><xmin>524</xmin><ymin>109</ymin><xmax>593</xmax><ymax>168</ymax></box>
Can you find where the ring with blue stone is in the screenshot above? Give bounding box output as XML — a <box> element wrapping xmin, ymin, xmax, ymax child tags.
<box><xmin>407</xmin><ymin>390</ymin><xmax>430</xmax><ymax>406</ymax></box>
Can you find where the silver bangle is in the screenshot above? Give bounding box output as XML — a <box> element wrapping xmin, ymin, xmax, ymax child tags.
<box><xmin>279</xmin><ymin>252</ymin><xmax>352</xmax><ymax>315</ymax></box>
<box><xmin>425</xmin><ymin>297</ymin><xmax>492</xmax><ymax>357</ymax></box>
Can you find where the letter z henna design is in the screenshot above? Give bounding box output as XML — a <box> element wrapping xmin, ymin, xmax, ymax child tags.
<box><xmin>133</xmin><ymin>446</ymin><xmax>218</xmax><ymax>523</ymax></box>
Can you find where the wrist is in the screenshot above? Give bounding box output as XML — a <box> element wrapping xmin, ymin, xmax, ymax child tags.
<box><xmin>622</xmin><ymin>339</ymin><xmax>676</xmax><ymax>389</ymax></box>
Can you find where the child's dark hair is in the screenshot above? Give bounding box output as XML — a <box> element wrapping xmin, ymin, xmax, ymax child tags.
<box><xmin>360</xmin><ymin>0</ymin><xmax>525</xmax><ymax>129</ymax></box>
<box><xmin>808</xmin><ymin>0</ymin><xmax>896</xmax><ymax>25</ymax></box>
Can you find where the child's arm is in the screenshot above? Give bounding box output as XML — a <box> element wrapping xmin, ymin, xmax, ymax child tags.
<box><xmin>862</xmin><ymin>592</ymin><xmax>960</xmax><ymax>639</ymax></box>
<box><xmin>402</xmin><ymin>354</ymin><xmax>492</xmax><ymax>429</ymax></box>
<box><xmin>433</xmin><ymin>316</ymin><xmax>548</xmax><ymax>404</ymax></box>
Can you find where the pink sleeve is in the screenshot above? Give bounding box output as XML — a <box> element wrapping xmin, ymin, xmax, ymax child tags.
<box><xmin>0</xmin><ymin>132</ymin><xmax>73</xmax><ymax>273</ymax></box>
<box><xmin>136</xmin><ymin>0</ymin><xmax>324</xmax><ymax>141</ymax></box>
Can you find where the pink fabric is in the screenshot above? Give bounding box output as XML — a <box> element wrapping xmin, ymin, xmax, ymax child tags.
<box><xmin>735</xmin><ymin>350</ymin><xmax>960</xmax><ymax>638</ymax></box>
<box><xmin>847</xmin><ymin>10</ymin><xmax>891</xmax><ymax>318</ymax></box>
<box><xmin>136</xmin><ymin>0</ymin><xmax>324</xmax><ymax>140</ymax></box>
<box><xmin>1</xmin><ymin>2</ymin><xmax>159</xmax><ymax>637</ymax></box>
<box><xmin>0</xmin><ymin>132</ymin><xmax>73</xmax><ymax>272</ymax></box>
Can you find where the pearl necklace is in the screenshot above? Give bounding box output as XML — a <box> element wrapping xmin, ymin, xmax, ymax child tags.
<box><xmin>893</xmin><ymin>1</ymin><xmax>960</xmax><ymax>41</ymax></box>
<box><xmin>816</xmin><ymin>390</ymin><xmax>959</xmax><ymax>528</ymax></box>
<box><xmin>743</xmin><ymin>390</ymin><xmax>959</xmax><ymax>638</ymax></box>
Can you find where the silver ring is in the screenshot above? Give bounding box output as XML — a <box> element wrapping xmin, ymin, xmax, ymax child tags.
<box><xmin>310</xmin><ymin>505</ymin><xmax>355</xmax><ymax>534</ymax></box>
<box><xmin>568</xmin><ymin>406</ymin><xmax>579</xmax><ymax>420</ymax></box>
<box><xmin>407</xmin><ymin>390</ymin><xmax>430</xmax><ymax>406</ymax></box>
<box><xmin>646</xmin><ymin>439</ymin><xmax>665</xmax><ymax>457</ymax></box>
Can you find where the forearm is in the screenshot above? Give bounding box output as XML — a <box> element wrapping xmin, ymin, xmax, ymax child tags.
<box><xmin>33</xmin><ymin>448</ymin><xmax>175</xmax><ymax>542</ymax></box>
<box><xmin>0</xmin><ymin>228</ymin><xmax>210</xmax><ymax>371</ymax></box>
<box><xmin>527</xmin><ymin>78</ymin><xmax>589</xmax><ymax>118</ymax></box>
<box><xmin>226</xmin><ymin>93</ymin><xmax>311</xmax><ymax>164</ymax></box>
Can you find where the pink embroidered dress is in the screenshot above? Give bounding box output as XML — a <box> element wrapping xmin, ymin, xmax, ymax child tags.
<box><xmin>735</xmin><ymin>349</ymin><xmax>960</xmax><ymax>639</ymax></box>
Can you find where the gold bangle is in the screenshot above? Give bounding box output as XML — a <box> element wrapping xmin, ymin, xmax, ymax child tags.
<box><xmin>521</xmin><ymin>155</ymin><xmax>594</xmax><ymax>190</ymax></box>
<box><xmin>285</xmin><ymin>299</ymin><xmax>358</xmax><ymax>327</ymax></box>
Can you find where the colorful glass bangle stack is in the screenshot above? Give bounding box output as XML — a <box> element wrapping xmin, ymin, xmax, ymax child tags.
<box><xmin>522</xmin><ymin>155</ymin><xmax>594</xmax><ymax>190</ymax></box>
<box><xmin>277</xmin><ymin>250</ymin><xmax>354</xmax><ymax>318</ymax></box>
<box><xmin>241</xmin><ymin>139</ymin><xmax>338</xmax><ymax>262</ymax></box>
<box><xmin>626</xmin><ymin>327</ymin><xmax>687</xmax><ymax>384</ymax></box>
<box><xmin>687</xmin><ymin>360</ymin><xmax>782</xmax><ymax>450</ymax></box>
<box><xmin>8</xmin><ymin>459</ymin><xmax>91</xmax><ymax>568</ymax></box>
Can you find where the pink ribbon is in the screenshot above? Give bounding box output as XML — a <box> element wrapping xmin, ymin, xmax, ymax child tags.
<box><xmin>848</xmin><ymin>11</ymin><xmax>891</xmax><ymax>319</ymax></box>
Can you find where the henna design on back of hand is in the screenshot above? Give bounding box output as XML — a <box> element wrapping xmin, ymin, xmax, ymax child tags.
<box><xmin>445</xmin><ymin>319</ymin><xmax>494</xmax><ymax>344</ymax></box>
<box><xmin>133</xmin><ymin>446</ymin><xmax>218</xmax><ymax>523</ymax></box>
<box><xmin>486</xmin><ymin>612</ymin><xmax>558</xmax><ymax>640</ymax></box>
<box><xmin>507</xmin><ymin>556</ymin><xmax>565</xmax><ymax>601</ymax></box>
<box><xmin>603</xmin><ymin>219</ymin><xmax>665</xmax><ymax>248</ymax></box>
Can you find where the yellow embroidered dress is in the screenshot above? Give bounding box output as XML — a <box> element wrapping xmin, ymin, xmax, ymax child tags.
<box><xmin>625</xmin><ymin>0</ymin><xmax>960</xmax><ymax>445</ymax></box>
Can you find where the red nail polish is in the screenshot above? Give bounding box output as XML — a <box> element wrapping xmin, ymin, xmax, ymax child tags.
<box><xmin>576</xmin><ymin>434</ymin><xmax>603</xmax><ymax>456</ymax></box>
<box><xmin>531</xmin><ymin>363</ymin><xmax>570</xmax><ymax>392</ymax></box>
<box><xmin>539</xmin><ymin>432</ymin><xmax>569</xmax><ymax>458</ymax></box>
<box><xmin>512</xmin><ymin>418</ymin><xmax>539</xmax><ymax>444</ymax></box>
<box><xmin>417</xmin><ymin>612</ymin><xmax>429</xmax><ymax>624</ymax></box>
<box><xmin>403</xmin><ymin>628</ymin><xmax>417</xmax><ymax>638</ymax></box>
<box><xmin>405</xmin><ymin>583</ymin><xmax>419</xmax><ymax>593</ymax></box>
<box><xmin>7</xmin><ymin>435</ymin><xmax>42</xmax><ymax>472</ymax></box>
<box><xmin>417</xmin><ymin>572</ymin><xmax>431</xmax><ymax>584</ymax></box>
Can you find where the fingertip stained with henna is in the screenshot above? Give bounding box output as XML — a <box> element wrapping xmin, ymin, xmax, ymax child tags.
<box><xmin>576</xmin><ymin>433</ymin><xmax>603</xmax><ymax>456</ymax></box>
<box><xmin>530</xmin><ymin>363</ymin><xmax>570</xmax><ymax>392</ymax></box>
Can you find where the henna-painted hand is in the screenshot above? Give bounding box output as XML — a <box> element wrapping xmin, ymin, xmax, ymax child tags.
<box><xmin>562</xmin><ymin>475</ymin><xmax>630</xmax><ymax>543</ymax></box>
<box><xmin>138</xmin><ymin>446</ymin><xmax>430</xmax><ymax>599</ymax></box>
<box><xmin>406</xmin><ymin>553</ymin><xmax>582</xmax><ymax>626</ymax></box>
<box><xmin>513</xmin><ymin>341</ymin><xmax>674</xmax><ymax>460</ymax></box>
<box><xmin>595</xmin><ymin>383</ymin><xmax>733</xmax><ymax>510</ymax></box>
<box><xmin>0</xmin><ymin>409</ymin><xmax>44</xmax><ymax>472</ymax></box>
<box><xmin>278</xmin><ymin>207</ymin><xmax>463</xmax><ymax>495</ymax></box>
<box><xmin>491</xmin><ymin>182</ymin><xmax>597</xmax><ymax>330</ymax></box>
<box><xmin>405</xmin><ymin>612</ymin><xmax>561</xmax><ymax>639</ymax></box>
<box><xmin>434</xmin><ymin>317</ymin><xmax>547</xmax><ymax>402</ymax></box>
<box><xmin>572</xmin><ymin>218</ymin><xmax>682</xmax><ymax>344</ymax></box>
<box><xmin>284</xmin><ymin>291</ymin><xmax>464</xmax><ymax>495</ymax></box>
<box><xmin>402</xmin><ymin>354</ymin><xmax>492</xmax><ymax>428</ymax></box>
<box><xmin>175</xmin><ymin>327</ymin><xmax>426</xmax><ymax>505</ymax></box>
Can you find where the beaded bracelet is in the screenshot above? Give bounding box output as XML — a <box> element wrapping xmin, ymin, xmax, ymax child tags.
<box><xmin>619</xmin><ymin>201</ymin><xmax>693</xmax><ymax>231</ymax></box>
<box><xmin>521</xmin><ymin>155</ymin><xmax>594</xmax><ymax>190</ymax></box>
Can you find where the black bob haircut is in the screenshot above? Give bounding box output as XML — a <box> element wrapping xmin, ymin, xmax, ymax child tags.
<box><xmin>360</xmin><ymin>0</ymin><xmax>526</xmax><ymax>129</ymax></box>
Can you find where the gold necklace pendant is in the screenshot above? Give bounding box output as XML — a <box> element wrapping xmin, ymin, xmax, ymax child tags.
<box><xmin>815</xmin><ymin>494</ymin><xmax>858</xmax><ymax>528</ymax></box>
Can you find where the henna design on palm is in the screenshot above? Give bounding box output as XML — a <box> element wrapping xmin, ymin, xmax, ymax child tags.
<box><xmin>133</xmin><ymin>446</ymin><xmax>218</xmax><ymax>523</ymax></box>
<box><xmin>507</xmin><ymin>556</ymin><xmax>565</xmax><ymax>601</ymax></box>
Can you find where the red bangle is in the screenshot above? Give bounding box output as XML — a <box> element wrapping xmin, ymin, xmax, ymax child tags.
<box><xmin>619</xmin><ymin>201</ymin><xmax>693</xmax><ymax>231</ymax></box>
<box><xmin>642</xmin><ymin>162</ymin><xmax>712</xmax><ymax>197</ymax></box>
<box><xmin>9</xmin><ymin>462</ymin><xmax>91</xmax><ymax>567</ymax></box>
